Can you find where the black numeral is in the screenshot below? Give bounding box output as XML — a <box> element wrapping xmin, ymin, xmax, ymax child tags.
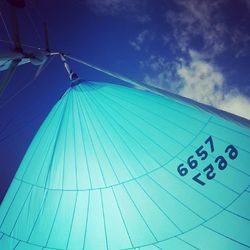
<box><xmin>187</xmin><ymin>155</ymin><xmax>198</xmax><ymax>169</ymax></box>
<box><xmin>215</xmin><ymin>155</ymin><xmax>227</xmax><ymax>170</ymax></box>
<box><xmin>203</xmin><ymin>164</ymin><xmax>216</xmax><ymax>180</ymax></box>
<box><xmin>177</xmin><ymin>163</ymin><xmax>188</xmax><ymax>176</ymax></box>
<box><xmin>225</xmin><ymin>145</ymin><xmax>238</xmax><ymax>160</ymax></box>
<box><xmin>205</xmin><ymin>136</ymin><xmax>214</xmax><ymax>152</ymax></box>
<box><xmin>176</xmin><ymin>135</ymin><xmax>238</xmax><ymax>187</ymax></box>
<box><xmin>192</xmin><ymin>173</ymin><xmax>205</xmax><ymax>186</ymax></box>
<box><xmin>195</xmin><ymin>145</ymin><xmax>208</xmax><ymax>160</ymax></box>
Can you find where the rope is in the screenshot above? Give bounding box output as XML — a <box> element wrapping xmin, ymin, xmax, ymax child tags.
<box><xmin>64</xmin><ymin>54</ymin><xmax>149</xmax><ymax>91</ymax></box>
<box><xmin>63</xmin><ymin>54</ymin><xmax>176</xmax><ymax>105</ymax></box>
<box><xmin>60</xmin><ymin>54</ymin><xmax>79</xmax><ymax>81</ymax></box>
<box><xmin>0</xmin><ymin>10</ymin><xmax>13</xmax><ymax>43</ymax></box>
<box><xmin>63</xmin><ymin>54</ymin><xmax>250</xmax><ymax>128</ymax></box>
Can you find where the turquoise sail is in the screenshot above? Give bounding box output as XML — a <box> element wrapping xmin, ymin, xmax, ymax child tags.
<box><xmin>0</xmin><ymin>81</ymin><xmax>250</xmax><ymax>249</ymax></box>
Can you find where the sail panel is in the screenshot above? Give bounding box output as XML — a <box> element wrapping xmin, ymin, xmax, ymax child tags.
<box><xmin>0</xmin><ymin>81</ymin><xmax>249</xmax><ymax>249</ymax></box>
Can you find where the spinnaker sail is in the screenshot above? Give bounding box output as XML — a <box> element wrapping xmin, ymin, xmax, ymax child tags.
<box><xmin>0</xmin><ymin>81</ymin><xmax>249</xmax><ymax>249</ymax></box>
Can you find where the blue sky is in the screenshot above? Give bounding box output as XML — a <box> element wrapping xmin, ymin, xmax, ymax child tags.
<box><xmin>0</xmin><ymin>0</ymin><xmax>250</xmax><ymax>201</ymax></box>
<box><xmin>87</xmin><ymin>0</ymin><xmax>250</xmax><ymax>118</ymax></box>
<box><xmin>83</xmin><ymin>0</ymin><xmax>250</xmax><ymax>119</ymax></box>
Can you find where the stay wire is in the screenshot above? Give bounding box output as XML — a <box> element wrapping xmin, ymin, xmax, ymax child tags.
<box><xmin>64</xmin><ymin>54</ymin><xmax>250</xmax><ymax>129</ymax></box>
<box><xmin>0</xmin><ymin>57</ymin><xmax>56</xmax><ymax>143</ymax></box>
<box><xmin>63</xmin><ymin>54</ymin><xmax>173</xmax><ymax>104</ymax></box>
<box><xmin>27</xmin><ymin>0</ymin><xmax>45</xmax><ymax>25</ymax></box>
<box><xmin>0</xmin><ymin>55</ymin><xmax>55</xmax><ymax>109</ymax></box>
<box><xmin>0</xmin><ymin>10</ymin><xmax>13</xmax><ymax>43</ymax></box>
<box><xmin>64</xmin><ymin>54</ymin><xmax>148</xmax><ymax>91</ymax></box>
<box><xmin>25</xmin><ymin>7</ymin><xmax>42</xmax><ymax>45</ymax></box>
<box><xmin>0</xmin><ymin>38</ymin><xmax>43</xmax><ymax>50</ymax></box>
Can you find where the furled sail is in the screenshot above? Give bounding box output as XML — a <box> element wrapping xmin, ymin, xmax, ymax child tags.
<box><xmin>0</xmin><ymin>81</ymin><xmax>249</xmax><ymax>249</ymax></box>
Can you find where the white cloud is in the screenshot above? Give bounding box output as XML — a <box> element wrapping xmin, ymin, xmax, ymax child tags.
<box><xmin>165</xmin><ymin>0</ymin><xmax>250</xmax><ymax>58</ymax></box>
<box><xmin>177</xmin><ymin>50</ymin><xmax>224</xmax><ymax>105</ymax></box>
<box><xmin>177</xmin><ymin>51</ymin><xmax>250</xmax><ymax>119</ymax></box>
<box><xmin>219</xmin><ymin>91</ymin><xmax>250</xmax><ymax>119</ymax></box>
<box><xmin>142</xmin><ymin>51</ymin><xmax>250</xmax><ymax>120</ymax></box>
<box><xmin>142</xmin><ymin>55</ymin><xmax>182</xmax><ymax>92</ymax></box>
<box><xmin>165</xmin><ymin>0</ymin><xmax>226</xmax><ymax>56</ymax></box>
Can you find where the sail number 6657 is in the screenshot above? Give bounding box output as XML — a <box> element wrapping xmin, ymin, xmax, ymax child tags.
<box><xmin>177</xmin><ymin>136</ymin><xmax>238</xmax><ymax>186</ymax></box>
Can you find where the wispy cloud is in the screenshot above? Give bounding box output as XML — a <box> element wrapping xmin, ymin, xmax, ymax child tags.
<box><xmin>165</xmin><ymin>0</ymin><xmax>226</xmax><ymax>56</ymax></box>
<box><xmin>83</xmin><ymin>0</ymin><xmax>250</xmax><ymax>119</ymax></box>
<box><xmin>177</xmin><ymin>50</ymin><xmax>224</xmax><ymax>105</ymax></box>
<box><xmin>142</xmin><ymin>51</ymin><xmax>250</xmax><ymax>119</ymax></box>
<box><xmin>141</xmin><ymin>55</ymin><xmax>181</xmax><ymax>92</ymax></box>
<box><xmin>129</xmin><ymin>30</ymin><xmax>153</xmax><ymax>51</ymax></box>
<box><xmin>165</xmin><ymin>0</ymin><xmax>250</xmax><ymax>58</ymax></box>
<box><xmin>177</xmin><ymin>51</ymin><xmax>250</xmax><ymax>119</ymax></box>
<box><xmin>83</xmin><ymin>0</ymin><xmax>150</xmax><ymax>23</ymax></box>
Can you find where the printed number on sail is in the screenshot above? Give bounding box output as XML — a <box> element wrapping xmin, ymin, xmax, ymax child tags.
<box><xmin>177</xmin><ymin>136</ymin><xmax>238</xmax><ymax>186</ymax></box>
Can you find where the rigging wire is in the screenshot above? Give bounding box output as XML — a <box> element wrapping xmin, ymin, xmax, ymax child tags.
<box><xmin>25</xmin><ymin>7</ymin><xmax>42</xmax><ymax>45</ymax></box>
<box><xmin>0</xmin><ymin>38</ymin><xmax>43</xmax><ymax>50</ymax></box>
<box><xmin>0</xmin><ymin>0</ymin><xmax>43</xmax><ymax>49</ymax></box>
<box><xmin>60</xmin><ymin>54</ymin><xmax>79</xmax><ymax>81</ymax></box>
<box><xmin>0</xmin><ymin>55</ymin><xmax>55</xmax><ymax>109</ymax></box>
<box><xmin>0</xmin><ymin>10</ymin><xmax>13</xmax><ymax>44</ymax></box>
<box><xmin>64</xmin><ymin>54</ymin><xmax>173</xmax><ymax>103</ymax></box>
<box><xmin>1</xmin><ymin>51</ymin><xmax>250</xmax><ymax>144</ymax></box>
<box><xmin>64</xmin><ymin>54</ymin><xmax>147</xmax><ymax>90</ymax></box>
<box><xmin>0</xmin><ymin>0</ymin><xmax>56</xmax><ymax>142</ymax></box>
<box><xmin>64</xmin><ymin>54</ymin><xmax>250</xmax><ymax>128</ymax></box>
<box><xmin>63</xmin><ymin>54</ymin><xmax>172</xmax><ymax>102</ymax></box>
<box><xmin>27</xmin><ymin>0</ymin><xmax>45</xmax><ymax>24</ymax></box>
<box><xmin>0</xmin><ymin>56</ymin><xmax>55</xmax><ymax>142</ymax></box>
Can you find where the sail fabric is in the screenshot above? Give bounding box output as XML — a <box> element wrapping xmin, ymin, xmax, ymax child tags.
<box><xmin>0</xmin><ymin>81</ymin><xmax>250</xmax><ymax>250</ymax></box>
